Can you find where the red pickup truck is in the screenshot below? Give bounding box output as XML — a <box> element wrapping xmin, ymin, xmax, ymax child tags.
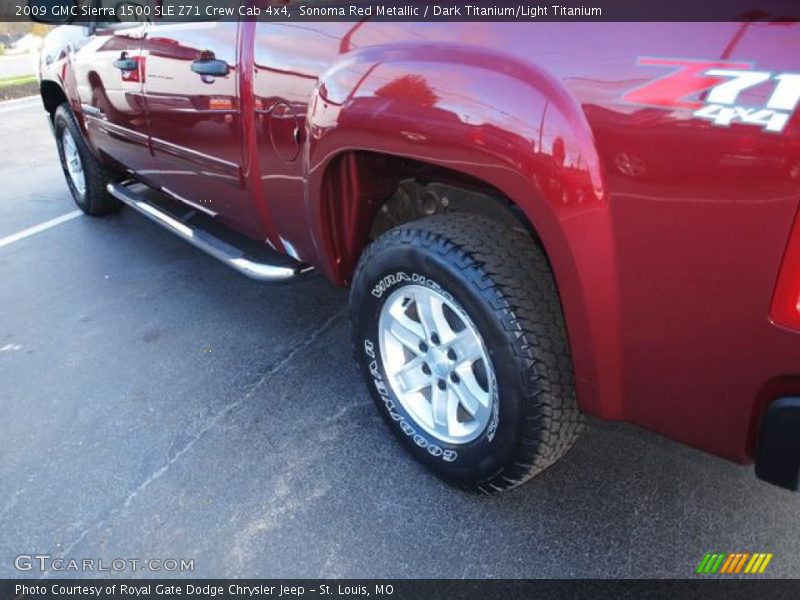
<box><xmin>35</xmin><ymin>4</ymin><xmax>800</xmax><ymax>493</ymax></box>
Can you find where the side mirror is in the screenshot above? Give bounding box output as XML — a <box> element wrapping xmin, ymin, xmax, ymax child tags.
<box><xmin>27</xmin><ymin>0</ymin><xmax>79</xmax><ymax>24</ymax></box>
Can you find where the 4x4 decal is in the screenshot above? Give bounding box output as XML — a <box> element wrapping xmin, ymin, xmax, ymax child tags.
<box><xmin>623</xmin><ymin>57</ymin><xmax>800</xmax><ymax>133</ymax></box>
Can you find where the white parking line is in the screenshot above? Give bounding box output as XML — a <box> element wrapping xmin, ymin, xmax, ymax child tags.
<box><xmin>0</xmin><ymin>211</ymin><xmax>82</xmax><ymax>249</ymax></box>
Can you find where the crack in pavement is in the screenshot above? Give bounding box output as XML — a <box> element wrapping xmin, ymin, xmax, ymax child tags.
<box><xmin>275</xmin><ymin>400</ymin><xmax>373</xmax><ymax>452</ymax></box>
<box><xmin>42</xmin><ymin>309</ymin><xmax>347</xmax><ymax>577</ymax></box>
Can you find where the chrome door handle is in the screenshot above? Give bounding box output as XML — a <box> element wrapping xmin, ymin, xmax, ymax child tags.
<box><xmin>113</xmin><ymin>57</ymin><xmax>138</xmax><ymax>71</ymax></box>
<box><xmin>191</xmin><ymin>59</ymin><xmax>229</xmax><ymax>77</ymax></box>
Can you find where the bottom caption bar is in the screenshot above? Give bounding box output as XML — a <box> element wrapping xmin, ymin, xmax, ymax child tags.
<box><xmin>3</xmin><ymin>580</ymin><xmax>800</xmax><ymax>600</ymax></box>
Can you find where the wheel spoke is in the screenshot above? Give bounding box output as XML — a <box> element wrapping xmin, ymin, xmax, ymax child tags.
<box><xmin>387</xmin><ymin>301</ymin><xmax>425</xmax><ymax>353</ymax></box>
<box><xmin>446</xmin><ymin>387</ymin><xmax>461</xmax><ymax>433</ymax></box>
<box><xmin>454</xmin><ymin>370</ymin><xmax>491</xmax><ymax>414</ymax></box>
<box><xmin>414</xmin><ymin>290</ymin><xmax>450</xmax><ymax>342</ymax></box>
<box><xmin>388</xmin><ymin>318</ymin><xmax>424</xmax><ymax>353</ymax></box>
<box><xmin>448</xmin><ymin>329</ymin><xmax>484</xmax><ymax>365</ymax></box>
<box><xmin>452</xmin><ymin>382</ymin><xmax>479</xmax><ymax>417</ymax></box>
<box><xmin>431</xmin><ymin>384</ymin><xmax>449</xmax><ymax>430</ymax></box>
<box><xmin>61</xmin><ymin>131</ymin><xmax>86</xmax><ymax>195</ymax></box>
<box><xmin>394</xmin><ymin>356</ymin><xmax>431</xmax><ymax>394</ymax></box>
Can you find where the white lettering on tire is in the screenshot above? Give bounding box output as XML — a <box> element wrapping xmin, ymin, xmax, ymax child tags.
<box><xmin>364</xmin><ymin>338</ymin><xmax>457</xmax><ymax>463</ymax></box>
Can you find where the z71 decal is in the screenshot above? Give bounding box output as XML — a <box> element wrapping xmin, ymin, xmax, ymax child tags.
<box><xmin>623</xmin><ymin>58</ymin><xmax>800</xmax><ymax>133</ymax></box>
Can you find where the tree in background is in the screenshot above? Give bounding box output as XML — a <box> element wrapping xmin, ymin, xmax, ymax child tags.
<box><xmin>0</xmin><ymin>22</ymin><xmax>53</xmax><ymax>43</ymax></box>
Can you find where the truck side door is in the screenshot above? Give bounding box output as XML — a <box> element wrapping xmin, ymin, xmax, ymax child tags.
<box><xmin>141</xmin><ymin>5</ymin><xmax>265</xmax><ymax>239</ymax></box>
<box><xmin>74</xmin><ymin>4</ymin><xmax>151</xmax><ymax>173</ymax></box>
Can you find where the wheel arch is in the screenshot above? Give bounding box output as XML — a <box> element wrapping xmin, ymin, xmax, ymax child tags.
<box><xmin>40</xmin><ymin>78</ymin><xmax>69</xmax><ymax>117</ymax></box>
<box><xmin>305</xmin><ymin>43</ymin><xmax>624</xmax><ymax>419</ymax></box>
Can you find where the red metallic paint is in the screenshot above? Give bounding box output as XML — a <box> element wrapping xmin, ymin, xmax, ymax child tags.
<box><xmin>43</xmin><ymin>19</ymin><xmax>800</xmax><ymax>467</ymax></box>
<box><xmin>771</xmin><ymin>207</ymin><xmax>800</xmax><ymax>330</ymax></box>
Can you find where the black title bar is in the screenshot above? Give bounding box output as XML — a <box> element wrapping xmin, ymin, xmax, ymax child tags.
<box><xmin>2</xmin><ymin>0</ymin><xmax>800</xmax><ymax>23</ymax></box>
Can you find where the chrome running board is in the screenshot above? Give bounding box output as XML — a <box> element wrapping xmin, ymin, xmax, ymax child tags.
<box><xmin>107</xmin><ymin>181</ymin><xmax>313</xmax><ymax>282</ymax></box>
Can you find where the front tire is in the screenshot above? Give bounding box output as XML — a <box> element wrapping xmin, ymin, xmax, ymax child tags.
<box><xmin>350</xmin><ymin>214</ymin><xmax>583</xmax><ymax>494</ymax></box>
<box><xmin>53</xmin><ymin>103</ymin><xmax>121</xmax><ymax>216</ymax></box>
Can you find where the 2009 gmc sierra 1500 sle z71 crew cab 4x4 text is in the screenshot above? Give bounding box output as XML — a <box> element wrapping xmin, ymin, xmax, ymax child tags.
<box><xmin>33</xmin><ymin>1</ymin><xmax>800</xmax><ymax>493</ymax></box>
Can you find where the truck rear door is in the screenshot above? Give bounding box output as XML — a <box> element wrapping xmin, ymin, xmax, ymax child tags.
<box><xmin>141</xmin><ymin>3</ymin><xmax>265</xmax><ymax>239</ymax></box>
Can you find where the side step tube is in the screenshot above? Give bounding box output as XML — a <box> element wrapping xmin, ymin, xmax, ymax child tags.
<box><xmin>107</xmin><ymin>182</ymin><xmax>313</xmax><ymax>282</ymax></box>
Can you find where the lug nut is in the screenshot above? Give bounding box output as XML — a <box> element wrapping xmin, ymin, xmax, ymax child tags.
<box><xmin>450</xmin><ymin>372</ymin><xmax>460</xmax><ymax>384</ymax></box>
<box><xmin>421</xmin><ymin>363</ymin><xmax>431</xmax><ymax>375</ymax></box>
<box><xmin>446</xmin><ymin>348</ymin><xmax>457</xmax><ymax>361</ymax></box>
<box><xmin>431</xmin><ymin>333</ymin><xmax>440</xmax><ymax>345</ymax></box>
<box><xmin>419</xmin><ymin>341</ymin><xmax>428</xmax><ymax>353</ymax></box>
<box><xmin>437</xmin><ymin>380</ymin><xmax>447</xmax><ymax>390</ymax></box>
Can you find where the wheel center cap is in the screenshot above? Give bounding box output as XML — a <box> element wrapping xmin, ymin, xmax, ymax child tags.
<box><xmin>427</xmin><ymin>347</ymin><xmax>451</xmax><ymax>379</ymax></box>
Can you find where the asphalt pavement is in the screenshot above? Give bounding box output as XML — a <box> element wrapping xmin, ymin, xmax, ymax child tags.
<box><xmin>1</xmin><ymin>98</ymin><xmax>798</xmax><ymax>579</ymax></box>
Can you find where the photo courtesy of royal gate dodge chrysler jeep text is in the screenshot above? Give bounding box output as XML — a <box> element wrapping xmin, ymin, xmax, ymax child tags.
<box><xmin>33</xmin><ymin>0</ymin><xmax>800</xmax><ymax>494</ymax></box>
